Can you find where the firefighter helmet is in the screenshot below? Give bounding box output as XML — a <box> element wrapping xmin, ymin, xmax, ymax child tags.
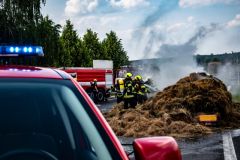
<box><xmin>125</xmin><ymin>72</ymin><xmax>132</xmax><ymax>78</ymax></box>
<box><xmin>135</xmin><ymin>75</ymin><xmax>142</xmax><ymax>81</ymax></box>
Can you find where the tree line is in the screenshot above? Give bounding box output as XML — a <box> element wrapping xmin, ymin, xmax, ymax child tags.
<box><xmin>196</xmin><ymin>52</ymin><xmax>240</xmax><ymax>67</ymax></box>
<box><xmin>0</xmin><ymin>0</ymin><xmax>129</xmax><ymax>69</ymax></box>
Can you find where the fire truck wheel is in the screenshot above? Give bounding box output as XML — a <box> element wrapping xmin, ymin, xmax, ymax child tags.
<box><xmin>97</xmin><ymin>90</ymin><xmax>105</xmax><ymax>102</ymax></box>
<box><xmin>86</xmin><ymin>89</ymin><xmax>94</xmax><ymax>100</ymax></box>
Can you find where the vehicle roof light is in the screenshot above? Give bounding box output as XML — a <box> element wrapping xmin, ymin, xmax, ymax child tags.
<box><xmin>15</xmin><ymin>47</ymin><xmax>19</xmax><ymax>53</ymax></box>
<box><xmin>10</xmin><ymin>47</ymin><xmax>14</xmax><ymax>53</ymax></box>
<box><xmin>0</xmin><ymin>45</ymin><xmax>44</xmax><ymax>56</ymax></box>
<box><xmin>23</xmin><ymin>47</ymin><xmax>28</xmax><ymax>53</ymax></box>
<box><xmin>28</xmin><ymin>47</ymin><xmax>33</xmax><ymax>53</ymax></box>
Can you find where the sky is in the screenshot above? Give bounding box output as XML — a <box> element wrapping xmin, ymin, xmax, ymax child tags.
<box><xmin>41</xmin><ymin>0</ymin><xmax>240</xmax><ymax>60</ymax></box>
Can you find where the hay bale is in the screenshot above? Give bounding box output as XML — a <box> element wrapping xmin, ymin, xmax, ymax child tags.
<box><xmin>104</xmin><ymin>72</ymin><xmax>240</xmax><ymax>138</ymax></box>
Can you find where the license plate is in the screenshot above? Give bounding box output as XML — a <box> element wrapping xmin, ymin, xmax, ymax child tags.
<box><xmin>198</xmin><ymin>115</ymin><xmax>217</xmax><ymax>122</ymax></box>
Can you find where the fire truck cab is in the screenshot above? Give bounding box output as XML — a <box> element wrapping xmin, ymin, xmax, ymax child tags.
<box><xmin>62</xmin><ymin>67</ymin><xmax>113</xmax><ymax>102</ymax></box>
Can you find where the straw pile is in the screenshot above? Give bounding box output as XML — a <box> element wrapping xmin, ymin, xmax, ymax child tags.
<box><xmin>104</xmin><ymin>73</ymin><xmax>240</xmax><ymax>138</ymax></box>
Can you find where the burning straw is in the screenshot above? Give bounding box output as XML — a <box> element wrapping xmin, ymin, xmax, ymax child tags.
<box><xmin>104</xmin><ymin>73</ymin><xmax>240</xmax><ymax>138</ymax></box>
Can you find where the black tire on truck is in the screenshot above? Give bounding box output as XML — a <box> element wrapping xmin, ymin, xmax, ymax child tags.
<box><xmin>97</xmin><ymin>89</ymin><xmax>105</xmax><ymax>102</ymax></box>
<box><xmin>86</xmin><ymin>89</ymin><xmax>94</xmax><ymax>100</ymax></box>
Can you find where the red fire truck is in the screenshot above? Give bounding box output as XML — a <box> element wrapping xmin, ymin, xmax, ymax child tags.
<box><xmin>61</xmin><ymin>67</ymin><xmax>113</xmax><ymax>102</ymax></box>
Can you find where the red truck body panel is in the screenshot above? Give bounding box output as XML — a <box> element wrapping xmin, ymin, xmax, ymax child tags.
<box><xmin>62</xmin><ymin>68</ymin><xmax>113</xmax><ymax>92</ymax></box>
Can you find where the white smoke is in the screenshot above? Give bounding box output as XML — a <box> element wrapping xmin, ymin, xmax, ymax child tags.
<box><xmin>216</xmin><ymin>62</ymin><xmax>240</xmax><ymax>95</ymax></box>
<box><xmin>132</xmin><ymin>24</ymin><xmax>223</xmax><ymax>90</ymax></box>
<box><xmin>128</xmin><ymin>1</ymin><xmax>239</xmax><ymax>91</ymax></box>
<box><xmin>135</xmin><ymin>56</ymin><xmax>202</xmax><ymax>90</ymax></box>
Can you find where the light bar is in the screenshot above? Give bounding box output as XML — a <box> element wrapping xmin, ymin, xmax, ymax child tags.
<box><xmin>0</xmin><ymin>45</ymin><xmax>44</xmax><ymax>56</ymax></box>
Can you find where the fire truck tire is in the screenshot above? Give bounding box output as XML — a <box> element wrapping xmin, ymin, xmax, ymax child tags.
<box><xmin>86</xmin><ymin>89</ymin><xmax>94</xmax><ymax>100</ymax></box>
<box><xmin>97</xmin><ymin>90</ymin><xmax>105</xmax><ymax>102</ymax></box>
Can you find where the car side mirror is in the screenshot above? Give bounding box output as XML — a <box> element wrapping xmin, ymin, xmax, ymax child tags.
<box><xmin>133</xmin><ymin>136</ymin><xmax>182</xmax><ymax>160</ymax></box>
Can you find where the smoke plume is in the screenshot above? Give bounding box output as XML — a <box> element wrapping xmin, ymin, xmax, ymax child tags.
<box><xmin>132</xmin><ymin>21</ymin><xmax>223</xmax><ymax>89</ymax></box>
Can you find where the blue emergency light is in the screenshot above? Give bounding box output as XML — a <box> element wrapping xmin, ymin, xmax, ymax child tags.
<box><xmin>0</xmin><ymin>45</ymin><xmax>44</xmax><ymax>56</ymax></box>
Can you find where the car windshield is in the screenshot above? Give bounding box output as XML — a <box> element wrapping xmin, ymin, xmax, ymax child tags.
<box><xmin>0</xmin><ymin>78</ymin><xmax>115</xmax><ymax>160</ymax></box>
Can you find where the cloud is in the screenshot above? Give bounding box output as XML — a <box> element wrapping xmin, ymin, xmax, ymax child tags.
<box><xmin>65</xmin><ymin>0</ymin><xmax>98</xmax><ymax>16</ymax></box>
<box><xmin>227</xmin><ymin>14</ymin><xmax>240</xmax><ymax>28</ymax></box>
<box><xmin>109</xmin><ymin>0</ymin><xmax>149</xmax><ymax>9</ymax></box>
<box><xmin>167</xmin><ymin>16</ymin><xmax>195</xmax><ymax>33</ymax></box>
<box><xmin>70</xmin><ymin>14</ymin><xmax>137</xmax><ymax>60</ymax></box>
<box><xmin>179</xmin><ymin>0</ymin><xmax>236</xmax><ymax>8</ymax></box>
<box><xmin>68</xmin><ymin>14</ymin><xmax>128</xmax><ymax>40</ymax></box>
<box><xmin>74</xmin><ymin>16</ymin><xmax>113</xmax><ymax>37</ymax></box>
<box><xmin>141</xmin><ymin>0</ymin><xmax>178</xmax><ymax>27</ymax></box>
<box><xmin>167</xmin><ymin>23</ymin><xmax>185</xmax><ymax>32</ymax></box>
<box><xmin>187</xmin><ymin>16</ymin><xmax>194</xmax><ymax>22</ymax></box>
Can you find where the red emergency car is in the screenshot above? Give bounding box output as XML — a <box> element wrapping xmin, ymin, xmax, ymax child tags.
<box><xmin>0</xmin><ymin>46</ymin><xmax>182</xmax><ymax>160</ymax></box>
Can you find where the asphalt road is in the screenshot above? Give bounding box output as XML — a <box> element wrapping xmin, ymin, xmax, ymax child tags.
<box><xmin>118</xmin><ymin>130</ymin><xmax>240</xmax><ymax>160</ymax></box>
<box><xmin>96</xmin><ymin>96</ymin><xmax>117</xmax><ymax>112</ymax></box>
<box><xmin>97</xmin><ymin>98</ymin><xmax>240</xmax><ymax>160</ymax></box>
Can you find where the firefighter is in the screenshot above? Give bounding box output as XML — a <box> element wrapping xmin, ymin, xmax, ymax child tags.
<box><xmin>134</xmin><ymin>75</ymin><xmax>143</xmax><ymax>104</ymax></box>
<box><xmin>134</xmin><ymin>75</ymin><xmax>148</xmax><ymax>104</ymax></box>
<box><xmin>70</xmin><ymin>72</ymin><xmax>77</xmax><ymax>81</ymax></box>
<box><xmin>140</xmin><ymin>82</ymin><xmax>148</xmax><ymax>102</ymax></box>
<box><xmin>123</xmin><ymin>72</ymin><xmax>137</xmax><ymax>109</ymax></box>
<box><xmin>91</xmin><ymin>79</ymin><xmax>99</xmax><ymax>103</ymax></box>
<box><xmin>115</xmin><ymin>78</ymin><xmax>124</xmax><ymax>103</ymax></box>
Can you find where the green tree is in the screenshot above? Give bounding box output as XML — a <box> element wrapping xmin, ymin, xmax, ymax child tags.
<box><xmin>212</xmin><ymin>57</ymin><xmax>220</xmax><ymax>62</ymax></box>
<box><xmin>0</xmin><ymin>0</ymin><xmax>46</xmax><ymax>44</ymax></box>
<box><xmin>102</xmin><ymin>31</ymin><xmax>129</xmax><ymax>69</ymax></box>
<box><xmin>82</xmin><ymin>29</ymin><xmax>102</xmax><ymax>67</ymax></box>
<box><xmin>60</xmin><ymin>20</ymin><xmax>78</xmax><ymax>67</ymax></box>
<box><xmin>76</xmin><ymin>38</ymin><xmax>90</xmax><ymax>67</ymax></box>
<box><xmin>36</xmin><ymin>16</ymin><xmax>61</xmax><ymax>66</ymax></box>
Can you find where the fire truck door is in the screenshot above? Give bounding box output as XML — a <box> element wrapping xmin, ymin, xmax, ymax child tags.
<box><xmin>105</xmin><ymin>74</ymin><xmax>113</xmax><ymax>88</ymax></box>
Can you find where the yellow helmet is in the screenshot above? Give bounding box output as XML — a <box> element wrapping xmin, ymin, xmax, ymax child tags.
<box><xmin>125</xmin><ymin>72</ymin><xmax>132</xmax><ymax>78</ymax></box>
<box><xmin>135</xmin><ymin>75</ymin><xmax>142</xmax><ymax>81</ymax></box>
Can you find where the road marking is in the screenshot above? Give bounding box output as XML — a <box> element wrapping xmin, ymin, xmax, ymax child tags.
<box><xmin>222</xmin><ymin>132</ymin><xmax>237</xmax><ymax>160</ymax></box>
